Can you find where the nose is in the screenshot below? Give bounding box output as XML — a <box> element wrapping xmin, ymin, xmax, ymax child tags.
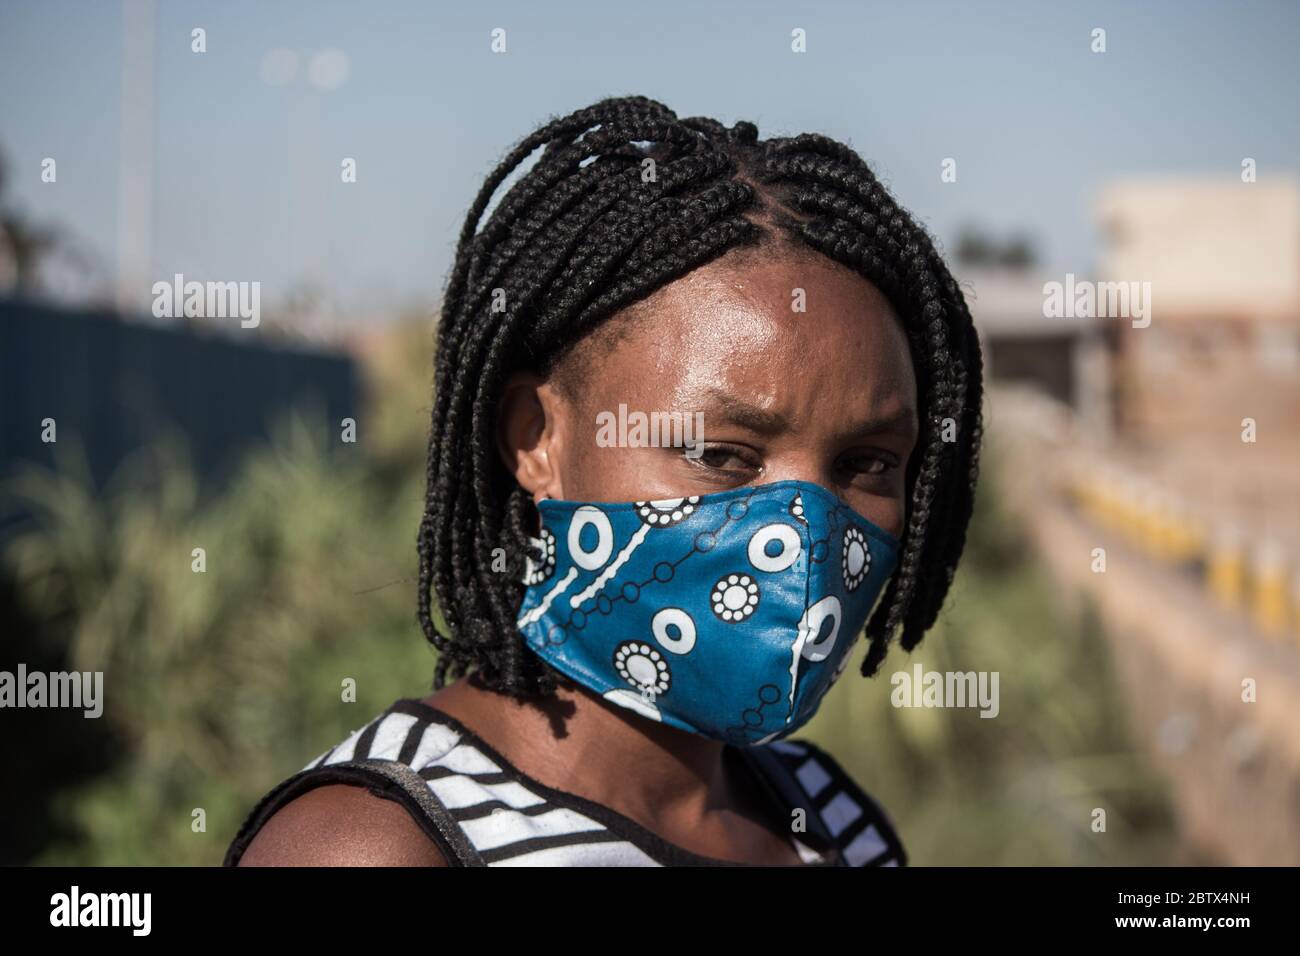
<box><xmin>759</xmin><ymin>459</ymin><xmax>906</xmax><ymax>539</ymax></box>
<box><xmin>759</xmin><ymin>458</ymin><xmax>835</xmax><ymax>492</ymax></box>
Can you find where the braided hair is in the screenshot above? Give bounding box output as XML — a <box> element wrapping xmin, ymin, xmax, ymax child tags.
<box><xmin>419</xmin><ymin>95</ymin><xmax>983</xmax><ymax>696</ymax></box>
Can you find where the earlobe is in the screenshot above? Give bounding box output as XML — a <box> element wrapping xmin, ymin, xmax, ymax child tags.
<box><xmin>496</xmin><ymin>372</ymin><xmax>562</xmax><ymax>500</ymax></box>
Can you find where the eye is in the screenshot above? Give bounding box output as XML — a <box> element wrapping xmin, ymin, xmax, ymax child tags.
<box><xmin>839</xmin><ymin>450</ymin><xmax>899</xmax><ymax>477</ymax></box>
<box><xmin>685</xmin><ymin>442</ymin><xmax>762</xmax><ymax>475</ymax></box>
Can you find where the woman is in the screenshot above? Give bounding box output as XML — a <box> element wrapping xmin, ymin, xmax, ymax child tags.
<box><xmin>225</xmin><ymin>94</ymin><xmax>983</xmax><ymax>867</ymax></box>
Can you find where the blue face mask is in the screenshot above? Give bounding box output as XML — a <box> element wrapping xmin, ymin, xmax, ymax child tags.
<box><xmin>516</xmin><ymin>479</ymin><xmax>900</xmax><ymax>746</ymax></box>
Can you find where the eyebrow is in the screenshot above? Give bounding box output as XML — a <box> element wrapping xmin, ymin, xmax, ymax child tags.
<box><xmin>848</xmin><ymin>404</ymin><xmax>919</xmax><ymax>441</ymax></box>
<box><xmin>701</xmin><ymin>387</ymin><xmax>917</xmax><ymax>440</ymax></box>
<box><xmin>702</xmin><ymin>388</ymin><xmax>789</xmax><ymax>435</ymax></box>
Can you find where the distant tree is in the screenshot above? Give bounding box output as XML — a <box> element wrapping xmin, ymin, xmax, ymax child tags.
<box><xmin>0</xmin><ymin>151</ymin><xmax>62</xmax><ymax>294</ymax></box>
<box><xmin>955</xmin><ymin>226</ymin><xmax>999</xmax><ymax>267</ymax></box>
<box><xmin>955</xmin><ymin>225</ymin><xmax>1039</xmax><ymax>271</ymax></box>
<box><xmin>999</xmin><ymin>234</ymin><xmax>1038</xmax><ymax>270</ymax></box>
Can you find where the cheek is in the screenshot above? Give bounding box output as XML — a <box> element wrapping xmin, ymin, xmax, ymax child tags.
<box><xmin>841</xmin><ymin>451</ymin><xmax>912</xmax><ymax>537</ymax></box>
<box><xmin>856</xmin><ymin>496</ymin><xmax>907</xmax><ymax>540</ymax></box>
<box><xmin>553</xmin><ymin>429</ymin><xmax>609</xmax><ymax>501</ymax></box>
<box><xmin>554</xmin><ymin>426</ymin><xmax>681</xmax><ymax>503</ymax></box>
<box><xmin>882</xmin><ymin>500</ymin><xmax>907</xmax><ymax>540</ymax></box>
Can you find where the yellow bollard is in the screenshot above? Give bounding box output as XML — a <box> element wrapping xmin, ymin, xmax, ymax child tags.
<box><xmin>1180</xmin><ymin>513</ymin><xmax>1208</xmax><ymax>566</ymax></box>
<box><xmin>1117</xmin><ymin>476</ymin><xmax>1140</xmax><ymax>548</ymax></box>
<box><xmin>1251</xmin><ymin>542</ymin><xmax>1288</xmax><ymax>639</ymax></box>
<box><xmin>1170</xmin><ymin>499</ymin><xmax>1205</xmax><ymax>565</ymax></box>
<box><xmin>1096</xmin><ymin>474</ymin><xmax>1111</xmax><ymax>529</ymax></box>
<box><xmin>1089</xmin><ymin>467</ymin><xmax>1109</xmax><ymax>529</ymax></box>
<box><xmin>1207</xmin><ymin>525</ymin><xmax>1246</xmax><ymax>611</ymax></box>
<box><xmin>1137</xmin><ymin>483</ymin><xmax>1163</xmax><ymax>557</ymax></box>
<box><xmin>1082</xmin><ymin>463</ymin><xmax>1101</xmax><ymax>518</ymax></box>
<box><xmin>1159</xmin><ymin>494</ymin><xmax>1190</xmax><ymax>561</ymax></box>
<box><xmin>1069</xmin><ymin>465</ymin><xmax>1089</xmax><ymax>512</ymax></box>
<box><xmin>1292</xmin><ymin>570</ymin><xmax>1300</xmax><ymax>648</ymax></box>
<box><xmin>1110</xmin><ymin>470</ymin><xmax>1133</xmax><ymax>538</ymax></box>
<box><xmin>1161</xmin><ymin>495</ymin><xmax>1184</xmax><ymax>563</ymax></box>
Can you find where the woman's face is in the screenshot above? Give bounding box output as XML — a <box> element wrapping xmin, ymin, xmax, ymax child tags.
<box><xmin>497</xmin><ymin>249</ymin><xmax>919</xmax><ymax>538</ymax></box>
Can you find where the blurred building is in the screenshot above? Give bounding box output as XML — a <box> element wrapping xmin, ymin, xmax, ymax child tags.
<box><xmin>1095</xmin><ymin>177</ymin><xmax>1300</xmax><ymax>439</ymax></box>
<box><xmin>958</xmin><ymin>266</ymin><xmax>1112</xmax><ymax>442</ymax></box>
<box><xmin>1097</xmin><ymin>177</ymin><xmax>1300</xmax><ymax>322</ymax></box>
<box><xmin>1090</xmin><ymin>176</ymin><xmax>1300</xmax><ymax>540</ymax></box>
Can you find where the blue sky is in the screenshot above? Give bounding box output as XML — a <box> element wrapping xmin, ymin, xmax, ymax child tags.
<box><xmin>2</xmin><ymin>0</ymin><xmax>1298</xmax><ymax>321</ymax></box>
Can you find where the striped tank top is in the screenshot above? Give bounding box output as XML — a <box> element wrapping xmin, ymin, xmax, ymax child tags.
<box><xmin>224</xmin><ymin>697</ymin><xmax>907</xmax><ymax>867</ymax></box>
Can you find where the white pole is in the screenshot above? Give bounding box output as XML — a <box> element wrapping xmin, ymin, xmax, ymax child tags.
<box><xmin>116</xmin><ymin>0</ymin><xmax>155</xmax><ymax>316</ymax></box>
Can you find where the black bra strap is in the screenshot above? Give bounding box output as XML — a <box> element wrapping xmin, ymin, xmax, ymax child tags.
<box><xmin>223</xmin><ymin>758</ymin><xmax>486</xmax><ymax>867</ymax></box>
<box><xmin>733</xmin><ymin>744</ymin><xmax>843</xmax><ymax>865</ymax></box>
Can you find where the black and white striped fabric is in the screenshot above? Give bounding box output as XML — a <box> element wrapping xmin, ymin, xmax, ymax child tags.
<box><xmin>227</xmin><ymin>697</ymin><xmax>906</xmax><ymax>867</ymax></box>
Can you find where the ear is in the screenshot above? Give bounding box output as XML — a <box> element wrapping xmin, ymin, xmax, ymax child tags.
<box><xmin>496</xmin><ymin>371</ymin><xmax>566</xmax><ymax>502</ymax></box>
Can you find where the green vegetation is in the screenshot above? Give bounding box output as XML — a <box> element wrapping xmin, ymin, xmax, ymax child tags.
<box><xmin>3</xmin><ymin>322</ymin><xmax>438</xmax><ymax>865</ymax></box>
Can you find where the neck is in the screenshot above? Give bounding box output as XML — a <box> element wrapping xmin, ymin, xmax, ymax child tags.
<box><xmin>425</xmin><ymin>673</ymin><xmax>731</xmax><ymax>824</ymax></box>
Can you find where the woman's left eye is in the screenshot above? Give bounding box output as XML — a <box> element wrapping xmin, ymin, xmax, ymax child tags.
<box><xmin>841</xmin><ymin>452</ymin><xmax>897</xmax><ymax>476</ymax></box>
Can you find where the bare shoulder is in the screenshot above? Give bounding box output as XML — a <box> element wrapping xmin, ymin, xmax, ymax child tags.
<box><xmin>236</xmin><ymin>783</ymin><xmax>448</xmax><ymax>867</ymax></box>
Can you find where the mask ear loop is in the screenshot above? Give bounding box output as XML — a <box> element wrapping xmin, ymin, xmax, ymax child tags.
<box><xmin>520</xmin><ymin>492</ymin><xmax>550</xmax><ymax>586</ymax></box>
<box><xmin>532</xmin><ymin>493</ymin><xmax>550</xmax><ymax>539</ymax></box>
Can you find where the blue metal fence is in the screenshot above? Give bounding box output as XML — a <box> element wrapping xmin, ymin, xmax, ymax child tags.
<box><xmin>0</xmin><ymin>297</ymin><xmax>357</xmax><ymax>496</ymax></box>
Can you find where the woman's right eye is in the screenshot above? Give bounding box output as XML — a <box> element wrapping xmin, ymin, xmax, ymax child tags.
<box><xmin>687</xmin><ymin>443</ymin><xmax>761</xmax><ymax>474</ymax></box>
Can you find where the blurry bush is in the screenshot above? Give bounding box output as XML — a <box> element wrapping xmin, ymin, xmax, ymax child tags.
<box><xmin>2</xmin><ymin>317</ymin><xmax>439</xmax><ymax>865</ymax></box>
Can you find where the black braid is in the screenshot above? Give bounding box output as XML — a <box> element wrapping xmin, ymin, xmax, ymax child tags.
<box><xmin>419</xmin><ymin>95</ymin><xmax>983</xmax><ymax>695</ymax></box>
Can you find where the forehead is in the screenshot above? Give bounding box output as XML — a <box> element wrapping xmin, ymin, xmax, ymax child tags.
<box><xmin>568</xmin><ymin>250</ymin><xmax>916</xmax><ymax>416</ymax></box>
